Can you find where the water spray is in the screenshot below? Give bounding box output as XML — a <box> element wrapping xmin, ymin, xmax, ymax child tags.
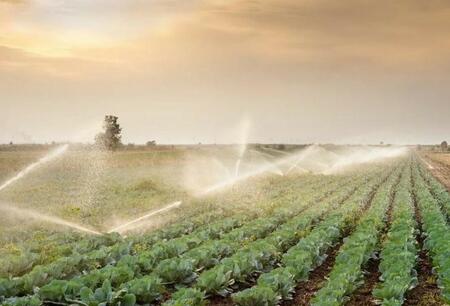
<box><xmin>260</xmin><ymin>147</ymin><xmax>290</xmax><ymax>156</ymax></box>
<box><xmin>249</xmin><ymin>149</ymin><xmax>284</xmax><ymax>175</ymax></box>
<box><xmin>197</xmin><ymin>152</ymin><xmax>298</xmax><ymax>196</ymax></box>
<box><xmin>420</xmin><ymin>157</ymin><xmax>434</xmax><ymax>169</ymax></box>
<box><xmin>0</xmin><ymin>144</ymin><xmax>69</xmax><ymax>192</ymax></box>
<box><xmin>0</xmin><ymin>203</ymin><xmax>101</xmax><ymax>235</ymax></box>
<box><xmin>234</xmin><ymin>118</ymin><xmax>250</xmax><ymax>178</ymax></box>
<box><xmin>197</xmin><ymin>145</ymin><xmax>409</xmax><ymax>196</ymax></box>
<box><xmin>321</xmin><ymin>146</ymin><xmax>409</xmax><ymax>174</ymax></box>
<box><xmin>108</xmin><ymin>201</ymin><xmax>183</xmax><ymax>234</ymax></box>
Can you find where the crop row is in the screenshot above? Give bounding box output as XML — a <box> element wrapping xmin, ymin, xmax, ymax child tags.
<box><xmin>230</xmin><ymin>163</ymin><xmax>400</xmax><ymax>306</ymax></box>
<box><xmin>0</xmin><ymin>231</ymin><xmax>97</xmax><ymax>278</ymax></box>
<box><xmin>417</xmin><ymin>161</ymin><xmax>450</xmax><ymax>221</ymax></box>
<box><xmin>310</xmin><ymin>164</ymin><xmax>404</xmax><ymax>305</ymax></box>
<box><xmin>36</xmin><ymin>173</ymin><xmax>357</xmax><ymax>305</ymax></box>
<box><xmin>192</xmin><ymin>178</ymin><xmax>360</xmax><ymax>297</ymax></box>
<box><xmin>372</xmin><ymin>164</ymin><xmax>418</xmax><ymax>305</ymax></box>
<box><xmin>0</xmin><ymin>173</ymin><xmax>326</xmax><ymax>281</ymax></box>
<box><xmin>0</xmin><ymin>215</ymin><xmax>243</xmax><ymax>299</ymax></box>
<box><xmin>412</xmin><ymin>161</ymin><xmax>450</xmax><ymax>303</ymax></box>
<box><xmin>0</xmin><ymin>175</ymin><xmax>329</xmax><ymax>298</ymax></box>
<box><xmin>0</xmin><ymin>173</ymin><xmax>353</xmax><ymax>304</ymax></box>
<box><xmin>171</xmin><ymin>167</ymin><xmax>396</xmax><ymax>305</ymax></box>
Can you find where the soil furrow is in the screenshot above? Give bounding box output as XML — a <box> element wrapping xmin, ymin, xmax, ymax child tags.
<box><xmin>344</xmin><ymin>171</ymin><xmax>401</xmax><ymax>306</ymax></box>
<box><xmin>284</xmin><ymin>169</ymin><xmax>398</xmax><ymax>306</ymax></box>
<box><xmin>282</xmin><ymin>240</ymin><xmax>343</xmax><ymax>306</ymax></box>
<box><xmin>208</xmin><ymin>169</ymin><xmax>397</xmax><ymax>306</ymax></box>
<box><xmin>404</xmin><ymin>166</ymin><xmax>442</xmax><ymax>306</ymax></box>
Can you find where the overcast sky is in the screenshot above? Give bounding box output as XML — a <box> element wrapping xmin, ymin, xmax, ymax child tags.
<box><xmin>1</xmin><ymin>0</ymin><xmax>449</xmax><ymax>144</ymax></box>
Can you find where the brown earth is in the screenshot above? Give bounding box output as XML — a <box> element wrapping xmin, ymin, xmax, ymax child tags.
<box><xmin>208</xmin><ymin>296</ymin><xmax>234</xmax><ymax>306</ymax></box>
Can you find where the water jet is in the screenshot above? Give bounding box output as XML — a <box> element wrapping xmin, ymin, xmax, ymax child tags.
<box><xmin>0</xmin><ymin>202</ymin><xmax>101</xmax><ymax>235</ymax></box>
<box><xmin>0</xmin><ymin>144</ymin><xmax>69</xmax><ymax>192</ymax></box>
<box><xmin>108</xmin><ymin>201</ymin><xmax>183</xmax><ymax>234</ymax></box>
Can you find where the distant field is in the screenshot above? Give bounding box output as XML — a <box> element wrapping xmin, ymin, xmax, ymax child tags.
<box><xmin>0</xmin><ymin>147</ymin><xmax>448</xmax><ymax>306</ymax></box>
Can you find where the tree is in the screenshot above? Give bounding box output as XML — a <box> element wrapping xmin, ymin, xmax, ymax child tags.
<box><xmin>95</xmin><ymin>115</ymin><xmax>122</xmax><ymax>150</ymax></box>
<box><xmin>441</xmin><ymin>140</ymin><xmax>448</xmax><ymax>151</ymax></box>
<box><xmin>146</xmin><ymin>140</ymin><xmax>156</xmax><ymax>146</ymax></box>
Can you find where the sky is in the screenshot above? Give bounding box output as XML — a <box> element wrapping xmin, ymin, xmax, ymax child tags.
<box><xmin>0</xmin><ymin>0</ymin><xmax>449</xmax><ymax>145</ymax></box>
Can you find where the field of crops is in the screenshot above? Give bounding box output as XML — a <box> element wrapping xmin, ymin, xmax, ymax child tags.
<box><xmin>0</xmin><ymin>149</ymin><xmax>449</xmax><ymax>306</ymax></box>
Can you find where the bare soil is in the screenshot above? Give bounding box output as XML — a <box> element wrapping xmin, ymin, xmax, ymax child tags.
<box><xmin>208</xmin><ymin>296</ymin><xmax>234</xmax><ymax>306</ymax></box>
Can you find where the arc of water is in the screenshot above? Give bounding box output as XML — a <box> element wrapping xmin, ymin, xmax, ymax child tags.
<box><xmin>260</xmin><ymin>147</ymin><xmax>290</xmax><ymax>156</ymax></box>
<box><xmin>0</xmin><ymin>203</ymin><xmax>101</xmax><ymax>235</ymax></box>
<box><xmin>198</xmin><ymin>148</ymin><xmax>309</xmax><ymax>196</ymax></box>
<box><xmin>0</xmin><ymin>144</ymin><xmax>69</xmax><ymax>192</ymax></box>
<box><xmin>248</xmin><ymin>149</ymin><xmax>284</xmax><ymax>176</ymax></box>
<box><xmin>108</xmin><ymin>201</ymin><xmax>183</xmax><ymax>234</ymax></box>
<box><xmin>234</xmin><ymin>158</ymin><xmax>243</xmax><ymax>178</ymax></box>
<box><xmin>420</xmin><ymin>157</ymin><xmax>434</xmax><ymax>170</ymax></box>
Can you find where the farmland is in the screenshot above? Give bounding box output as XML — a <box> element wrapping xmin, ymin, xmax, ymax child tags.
<box><xmin>0</xmin><ymin>146</ymin><xmax>449</xmax><ymax>306</ymax></box>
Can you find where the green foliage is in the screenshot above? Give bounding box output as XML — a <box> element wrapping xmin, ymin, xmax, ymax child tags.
<box><xmin>75</xmin><ymin>280</ymin><xmax>135</xmax><ymax>306</ymax></box>
<box><xmin>419</xmin><ymin>164</ymin><xmax>450</xmax><ymax>221</ymax></box>
<box><xmin>256</xmin><ymin>267</ymin><xmax>296</xmax><ymax>300</ymax></box>
<box><xmin>162</xmin><ymin>288</ymin><xmax>207</xmax><ymax>306</ymax></box>
<box><xmin>196</xmin><ymin>265</ymin><xmax>235</xmax><ymax>297</ymax></box>
<box><xmin>372</xmin><ymin>168</ymin><xmax>418</xmax><ymax>305</ymax></box>
<box><xmin>412</xmin><ymin>164</ymin><xmax>450</xmax><ymax>304</ymax></box>
<box><xmin>154</xmin><ymin>258</ymin><xmax>197</xmax><ymax>284</ymax></box>
<box><xmin>39</xmin><ymin>280</ymin><xmax>81</xmax><ymax>301</ymax></box>
<box><xmin>121</xmin><ymin>275</ymin><xmax>164</xmax><ymax>304</ymax></box>
<box><xmin>232</xmin><ymin>286</ymin><xmax>281</xmax><ymax>306</ymax></box>
<box><xmin>1</xmin><ymin>296</ymin><xmax>42</xmax><ymax>306</ymax></box>
<box><xmin>312</xmin><ymin>168</ymin><xmax>401</xmax><ymax>305</ymax></box>
<box><xmin>230</xmin><ymin>169</ymin><xmax>388</xmax><ymax>306</ymax></box>
<box><xmin>2</xmin><ymin>158</ymin><xmax>418</xmax><ymax>306</ymax></box>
